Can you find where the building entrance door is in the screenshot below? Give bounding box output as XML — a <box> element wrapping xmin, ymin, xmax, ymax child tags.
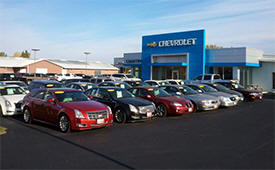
<box><xmin>172</xmin><ymin>70</ymin><xmax>179</xmax><ymax>79</ymax></box>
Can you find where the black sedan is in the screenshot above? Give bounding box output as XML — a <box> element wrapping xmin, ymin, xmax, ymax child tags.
<box><xmin>85</xmin><ymin>87</ymin><xmax>155</xmax><ymax>123</ymax></box>
<box><xmin>97</xmin><ymin>81</ymin><xmax>132</xmax><ymax>89</ymax></box>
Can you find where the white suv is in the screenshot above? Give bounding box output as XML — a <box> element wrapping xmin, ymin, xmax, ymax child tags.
<box><xmin>111</xmin><ymin>73</ymin><xmax>141</xmax><ymax>81</ymax></box>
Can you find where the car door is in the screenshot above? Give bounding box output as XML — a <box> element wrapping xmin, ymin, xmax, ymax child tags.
<box><xmin>31</xmin><ymin>91</ymin><xmax>46</xmax><ymax>121</ymax></box>
<box><xmin>43</xmin><ymin>91</ymin><xmax>60</xmax><ymax>124</ymax></box>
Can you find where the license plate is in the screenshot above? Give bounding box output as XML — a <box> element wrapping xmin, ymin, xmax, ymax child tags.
<box><xmin>147</xmin><ymin>112</ymin><xmax>152</xmax><ymax>117</ymax></box>
<box><xmin>97</xmin><ymin>119</ymin><xmax>104</xmax><ymax>124</ymax></box>
<box><xmin>188</xmin><ymin>108</ymin><xmax>193</xmax><ymax>112</ymax></box>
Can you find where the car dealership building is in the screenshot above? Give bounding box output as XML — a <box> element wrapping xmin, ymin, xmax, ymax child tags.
<box><xmin>114</xmin><ymin>29</ymin><xmax>275</xmax><ymax>92</ymax></box>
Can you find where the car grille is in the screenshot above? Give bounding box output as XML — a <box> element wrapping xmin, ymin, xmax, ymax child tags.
<box><xmin>15</xmin><ymin>103</ymin><xmax>22</xmax><ymax>109</ymax></box>
<box><xmin>230</xmin><ymin>97</ymin><xmax>236</xmax><ymax>101</ymax></box>
<box><xmin>86</xmin><ymin>110</ymin><xmax>108</xmax><ymax>120</ymax></box>
<box><xmin>138</xmin><ymin>105</ymin><xmax>154</xmax><ymax>114</ymax></box>
<box><xmin>185</xmin><ymin>103</ymin><xmax>192</xmax><ymax>108</ymax></box>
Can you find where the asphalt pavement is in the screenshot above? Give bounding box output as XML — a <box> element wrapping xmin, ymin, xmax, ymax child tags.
<box><xmin>0</xmin><ymin>98</ymin><xmax>274</xmax><ymax>169</ymax></box>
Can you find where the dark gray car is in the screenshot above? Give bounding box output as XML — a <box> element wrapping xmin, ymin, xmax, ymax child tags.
<box><xmin>159</xmin><ymin>85</ymin><xmax>220</xmax><ymax>111</ymax></box>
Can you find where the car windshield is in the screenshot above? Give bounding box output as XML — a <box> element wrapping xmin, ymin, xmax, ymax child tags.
<box><xmin>213</xmin><ymin>84</ymin><xmax>229</xmax><ymax>91</ymax></box>
<box><xmin>108</xmin><ymin>89</ymin><xmax>135</xmax><ymax>99</ymax></box>
<box><xmin>200</xmin><ymin>85</ymin><xmax>218</xmax><ymax>92</ymax></box>
<box><xmin>6</xmin><ymin>82</ymin><xmax>27</xmax><ymax>87</ymax></box>
<box><xmin>0</xmin><ymin>87</ymin><xmax>26</xmax><ymax>95</ymax></box>
<box><xmin>81</xmin><ymin>83</ymin><xmax>96</xmax><ymax>90</ymax></box>
<box><xmin>117</xmin><ymin>82</ymin><xmax>132</xmax><ymax>89</ymax></box>
<box><xmin>126</xmin><ymin>75</ymin><xmax>135</xmax><ymax>78</ymax></box>
<box><xmin>151</xmin><ymin>88</ymin><xmax>171</xmax><ymax>97</ymax></box>
<box><xmin>180</xmin><ymin>86</ymin><xmax>198</xmax><ymax>95</ymax></box>
<box><xmin>55</xmin><ymin>91</ymin><xmax>90</xmax><ymax>102</ymax></box>
<box><xmin>138</xmin><ymin>82</ymin><xmax>150</xmax><ymax>87</ymax></box>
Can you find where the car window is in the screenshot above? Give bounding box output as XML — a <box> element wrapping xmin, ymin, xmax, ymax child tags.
<box><xmin>33</xmin><ymin>91</ymin><xmax>45</xmax><ymax>99</ymax></box>
<box><xmin>204</xmin><ymin>75</ymin><xmax>211</xmax><ymax>80</ymax></box>
<box><xmin>44</xmin><ymin>92</ymin><xmax>55</xmax><ymax>101</ymax></box>
<box><xmin>152</xmin><ymin>88</ymin><xmax>170</xmax><ymax>97</ymax></box>
<box><xmin>74</xmin><ymin>85</ymin><xmax>82</xmax><ymax>90</ymax></box>
<box><xmin>0</xmin><ymin>87</ymin><xmax>26</xmax><ymax>95</ymax></box>
<box><xmin>214</xmin><ymin>75</ymin><xmax>221</xmax><ymax>79</ymax></box>
<box><xmin>169</xmin><ymin>81</ymin><xmax>178</xmax><ymax>85</ymax></box>
<box><xmin>180</xmin><ymin>86</ymin><xmax>198</xmax><ymax>95</ymax></box>
<box><xmin>130</xmin><ymin>88</ymin><xmax>138</xmax><ymax>95</ymax></box>
<box><xmin>188</xmin><ymin>85</ymin><xmax>203</xmax><ymax>93</ymax></box>
<box><xmin>170</xmin><ymin>87</ymin><xmax>179</xmax><ymax>92</ymax></box>
<box><xmin>96</xmin><ymin>89</ymin><xmax>109</xmax><ymax>98</ymax></box>
<box><xmin>108</xmin><ymin>89</ymin><xmax>135</xmax><ymax>99</ymax></box>
<box><xmin>139</xmin><ymin>88</ymin><xmax>149</xmax><ymax>97</ymax></box>
<box><xmin>193</xmin><ymin>75</ymin><xmax>202</xmax><ymax>80</ymax></box>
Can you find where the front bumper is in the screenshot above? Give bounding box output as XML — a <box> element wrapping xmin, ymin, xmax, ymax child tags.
<box><xmin>220</xmin><ymin>100</ymin><xmax>238</xmax><ymax>107</ymax></box>
<box><xmin>169</xmin><ymin>105</ymin><xmax>193</xmax><ymax>114</ymax></box>
<box><xmin>198</xmin><ymin>103</ymin><xmax>219</xmax><ymax>111</ymax></box>
<box><xmin>71</xmin><ymin>116</ymin><xmax>113</xmax><ymax>130</ymax></box>
<box><xmin>3</xmin><ymin>105</ymin><xmax>22</xmax><ymax>116</ymax></box>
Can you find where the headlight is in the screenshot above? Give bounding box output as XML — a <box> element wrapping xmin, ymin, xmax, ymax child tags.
<box><xmin>199</xmin><ymin>100</ymin><xmax>209</xmax><ymax>104</ymax></box>
<box><xmin>129</xmin><ymin>104</ymin><xmax>138</xmax><ymax>113</ymax></box>
<box><xmin>171</xmin><ymin>102</ymin><xmax>182</xmax><ymax>106</ymax></box>
<box><xmin>74</xmin><ymin>109</ymin><xmax>85</xmax><ymax>119</ymax></box>
<box><xmin>107</xmin><ymin>106</ymin><xmax>112</xmax><ymax>115</ymax></box>
<box><xmin>5</xmin><ymin>100</ymin><xmax>12</xmax><ymax>107</ymax></box>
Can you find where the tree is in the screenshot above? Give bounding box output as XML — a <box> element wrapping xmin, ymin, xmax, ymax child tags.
<box><xmin>206</xmin><ymin>44</ymin><xmax>223</xmax><ymax>49</ymax></box>
<box><xmin>21</xmin><ymin>50</ymin><xmax>30</xmax><ymax>58</ymax></box>
<box><xmin>0</xmin><ymin>52</ymin><xmax>7</xmax><ymax>57</ymax></box>
<box><xmin>13</xmin><ymin>52</ymin><xmax>21</xmax><ymax>57</ymax></box>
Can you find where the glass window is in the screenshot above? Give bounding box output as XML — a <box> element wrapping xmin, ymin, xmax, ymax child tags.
<box><xmin>44</xmin><ymin>92</ymin><xmax>54</xmax><ymax>101</ymax></box>
<box><xmin>151</xmin><ymin>88</ymin><xmax>170</xmax><ymax>97</ymax></box>
<box><xmin>203</xmin><ymin>75</ymin><xmax>211</xmax><ymax>80</ymax></box>
<box><xmin>0</xmin><ymin>87</ymin><xmax>26</xmax><ymax>96</ymax></box>
<box><xmin>139</xmin><ymin>89</ymin><xmax>149</xmax><ymax>97</ymax></box>
<box><xmin>33</xmin><ymin>91</ymin><xmax>45</xmax><ymax>99</ymax></box>
<box><xmin>180</xmin><ymin>86</ymin><xmax>198</xmax><ymax>95</ymax></box>
<box><xmin>200</xmin><ymin>85</ymin><xmax>217</xmax><ymax>92</ymax></box>
<box><xmin>130</xmin><ymin>88</ymin><xmax>138</xmax><ymax>95</ymax></box>
<box><xmin>96</xmin><ymin>89</ymin><xmax>109</xmax><ymax>98</ymax></box>
<box><xmin>214</xmin><ymin>75</ymin><xmax>221</xmax><ymax>80</ymax></box>
<box><xmin>55</xmin><ymin>91</ymin><xmax>90</xmax><ymax>102</ymax></box>
<box><xmin>194</xmin><ymin>75</ymin><xmax>202</xmax><ymax>80</ymax></box>
<box><xmin>108</xmin><ymin>89</ymin><xmax>135</xmax><ymax>99</ymax></box>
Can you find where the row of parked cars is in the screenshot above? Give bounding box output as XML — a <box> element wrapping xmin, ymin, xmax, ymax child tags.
<box><xmin>0</xmin><ymin>74</ymin><xmax>263</xmax><ymax>133</ymax></box>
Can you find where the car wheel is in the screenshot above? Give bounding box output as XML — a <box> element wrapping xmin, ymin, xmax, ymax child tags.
<box><xmin>23</xmin><ymin>108</ymin><xmax>32</xmax><ymax>124</ymax></box>
<box><xmin>114</xmin><ymin>109</ymin><xmax>127</xmax><ymax>123</ymax></box>
<box><xmin>156</xmin><ymin>104</ymin><xmax>167</xmax><ymax>117</ymax></box>
<box><xmin>0</xmin><ymin>105</ymin><xmax>4</xmax><ymax>117</ymax></box>
<box><xmin>191</xmin><ymin>101</ymin><xmax>197</xmax><ymax>112</ymax></box>
<box><xmin>59</xmin><ymin>114</ymin><xmax>71</xmax><ymax>133</ymax></box>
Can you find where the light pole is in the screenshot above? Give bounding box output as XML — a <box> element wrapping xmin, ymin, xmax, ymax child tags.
<box><xmin>84</xmin><ymin>51</ymin><xmax>90</xmax><ymax>75</ymax></box>
<box><xmin>31</xmin><ymin>48</ymin><xmax>40</xmax><ymax>75</ymax></box>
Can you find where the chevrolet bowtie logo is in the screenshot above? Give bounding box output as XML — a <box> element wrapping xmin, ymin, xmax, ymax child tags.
<box><xmin>147</xmin><ymin>42</ymin><xmax>157</xmax><ymax>47</ymax></box>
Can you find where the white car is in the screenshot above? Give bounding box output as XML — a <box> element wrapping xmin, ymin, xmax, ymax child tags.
<box><xmin>0</xmin><ymin>85</ymin><xmax>27</xmax><ymax>116</ymax></box>
<box><xmin>56</xmin><ymin>74</ymin><xmax>82</xmax><ymax>81</ymax></box>
<box><xmin>111</xmin><ymin>73</ymin><xmax>141</xmax><ymax>81</ymax></box>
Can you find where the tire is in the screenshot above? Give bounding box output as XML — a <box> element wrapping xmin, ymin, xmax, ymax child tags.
<box><xmin>114</xmin><ymin>109</ymin><xmax>127</xmax><ymax>123</ymax></box>
<box><xmin>0</xmin><ymin>105</ymin><xmax>4</xmax><ymax>117</ymax></box>
<box><xmin>156</xmin><ymin>103</ymin><xmax>168</xmax><ymax>117</ymax></box>
<box><xmin>58</xmin><ymin>114</ymin><xmax>71</xmax><ymax>133</ymax></box>
<box><xmin>23</xmin><ymin>108</ymin><xmax>32</xmax><ymax>124</ymax></box>
<box><xmin>191</xmin><ymin>101</ymin><xmax>197</xmax><ymax>112</ymax></box>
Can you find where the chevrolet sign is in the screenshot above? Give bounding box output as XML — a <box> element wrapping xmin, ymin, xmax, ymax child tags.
<box><xmin>147</xmin><ymin>38</ymin><xmax>197</xmax><ymax>48</ymax></box>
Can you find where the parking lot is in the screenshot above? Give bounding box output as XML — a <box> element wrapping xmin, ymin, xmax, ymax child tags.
<box><xmin>1</xmin><ymin>96</ymin><xmax>274</xmax><ymax>169</ymax></box>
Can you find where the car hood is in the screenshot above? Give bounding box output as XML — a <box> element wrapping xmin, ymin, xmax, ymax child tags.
<box><xmin>117</xmin><ymin>97</ymin><xmax>152</xmax><ymax>107</ymax></box>
<box><xmin>219</xmin><ymin>89</ymin><xmax>243</xmax><ymax>96</ymax></box>
<box><xmin>60</xmin><ymin>100</ymin><xmax>107</xmax><ymax>111</ymax></box>
<box><xmin>183</xmin><ymin>93</ymin><xmax>218</xmax><ymax>102</ymax></box>
<box><xmin>205</xmin><ymin>91</ymin><xmax>233</xmax><ymax>98</ymax></box>
<box><xmin>157</xmin><ymin>96</ymin><xmax>190</xmax><ymax>104</ymax></box>
<box><xmin>1</xmin><ymin>94</ymin><xmax>25</xmax><ymax>104</ymax></box>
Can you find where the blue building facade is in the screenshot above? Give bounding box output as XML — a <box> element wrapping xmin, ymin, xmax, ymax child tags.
<box><xmin>141</xmin><ymin>29</ymin><xmax>205</xmax><ymax>80</ymax></box>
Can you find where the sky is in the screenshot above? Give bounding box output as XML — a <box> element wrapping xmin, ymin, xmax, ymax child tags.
<box><xmin>0</xmin><ymin>0</ymin><xmax>274</xmax><ymax>63</ymax></box>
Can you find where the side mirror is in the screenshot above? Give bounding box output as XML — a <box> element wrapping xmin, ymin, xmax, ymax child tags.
<box><xmin>47</xmin><ymin>98</ymin><xmax>54</xmax><ymax>103</ymax></box>
<box><xmin>146</xmin><ymin>95</ymin><xmax>152</xmax><ymax>99</ymax></box>
<box><xmin>88</xmin><ymin>96</ymin><xmax>94</xmax><ymax>100</ymax></box>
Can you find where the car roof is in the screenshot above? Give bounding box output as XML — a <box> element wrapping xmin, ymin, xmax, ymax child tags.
<box><xmin>0</xmin><ymin>84</ymin><xmax>20</xmax><ymax>88</ymax></box>
<box><xmin>132</xmin><ymin>86</ymin><xmax>157</xmax><ymax>89</ymax></box>
<box><xmin>47</xmin><ymin>88</ymin><xmax>80</xmax><ymax>92</ymax></box>
<box><xmin>69</xmin><ymin>82</ymin><xmax>94</xmax><ymax>85</ymax></box>
<box><xmin>31</xmin><ymin>80</ymin><xmax>61</xmax><ymax>84</ymax></box>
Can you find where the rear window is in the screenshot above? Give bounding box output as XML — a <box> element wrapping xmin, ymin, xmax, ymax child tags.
<box><xmin>203</xmin><ymin>75</ymin><xmax>212</xmax><ymax>80</ymax></box>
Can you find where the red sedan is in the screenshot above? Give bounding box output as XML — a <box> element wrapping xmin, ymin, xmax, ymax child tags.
<box><xmin>22</xmin><ymin>88</ymin><xmax>113</xmax><ymax>132</ymax></box>
<box><xmin>129</xmin><ymin>87</ymin><xmax>194</xmax><ymax>117</ymax></box>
